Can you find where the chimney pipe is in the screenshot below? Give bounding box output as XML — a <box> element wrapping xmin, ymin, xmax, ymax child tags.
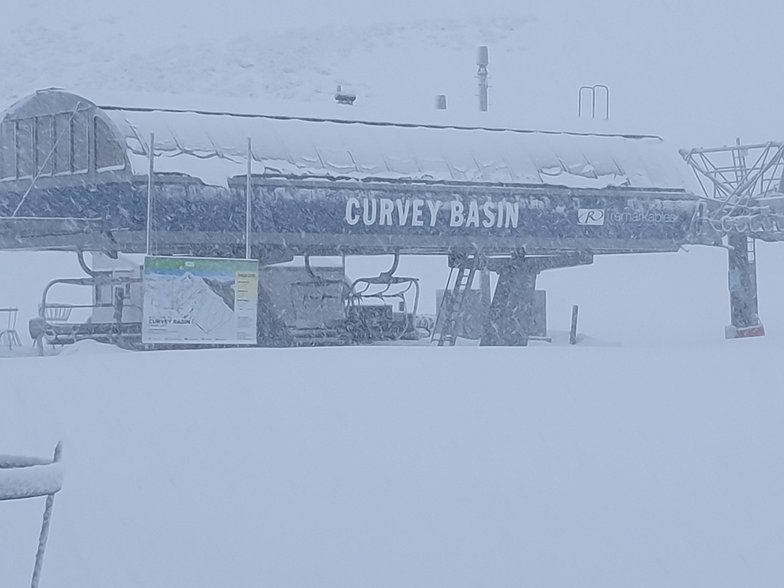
<box><xmin>477</xmin><ymin>46</ymin><xmax>489</xmax><ymax>112</ymax></box>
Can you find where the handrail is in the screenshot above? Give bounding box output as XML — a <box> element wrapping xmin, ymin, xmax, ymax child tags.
<box><xmin>0</xmin><ymin>443</ymin><xmax>63</xmax><ymax>588</ymax></box>
<box><xmin>39</xmin><ymin>276</ymin><xmax>142</xmax><ymax>319</ymax></box>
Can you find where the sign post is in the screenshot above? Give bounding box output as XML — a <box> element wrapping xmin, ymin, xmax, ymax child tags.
<box><xmin>246</xmin><ymin>138</ymin><xmax>252</xmax><ymax>260</ymax></box>
<box><xmin>570</xmin><ymin>305</ymin><xmax>579</xmax><ymax>345</ymax></box>
<box><xmin>146</xmin><ymin>132</ymin><xmax>155</xmax><ymax>255</ymax></box>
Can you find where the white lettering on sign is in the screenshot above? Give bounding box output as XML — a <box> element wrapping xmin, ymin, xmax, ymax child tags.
<box><xmin>344</xmin><ymin>197</ymin><xmax>521</xmax><ymax>229</ymax></box>
<box><xmin>343</xmin><ymin>197</ymin><xmax>520</xmax><ymax>229</ymax></box>
<box><xmin>502</xmin><ymin>201</ymin><xmax>519</xmax><ymax>228</ymax></box>
<box><xmin>362</xmin><ymin>198</ymin><xmax>377</xmax><ymax>225</ymax></box>
<box><xmin>450</xmin><ymin>201</ymin><xmax>464</xmax><ymax>227</ymax></box>
<box><xmin>466</xmin><ymin>201</ymin><xmax>480</xmax><ymax>227</ymax></box>
<box><xmin>346</xmin><ymin>197</ymin><xmax>361</xmax><ymax>225</ymax></box>
<box><xmin>608</xmin><ymin>210</ymin><xmax>679</xmax><ymax>224</ymax></box>
<box><xmin>426</xmin><ymin>200</ymin><xmax>442</xmax><ymax>227</ymax></box>
<box><xmin>396</xmin><ymin>199</ymin><xmax>411</xmax><ymax>225</ymax></box>
<box><xmin>379</xmin><ymin>198</ymin><xmax>394</xmax><ymax>226</ymax></box>
<box><xmin>412</xmin><ymin>199</ymin><xmax>425</xmax><ymax>227</ymax></box>
<box><xmin>482</xmin><ymin>201</ymin><xmax>496</xmax><ymax>228</ymax></box>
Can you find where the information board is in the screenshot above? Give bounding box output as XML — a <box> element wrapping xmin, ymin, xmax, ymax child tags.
<box><xmin>142</xmin><ymin>257</ymin><xmax>259</xmax><ymax>345</ymax></box>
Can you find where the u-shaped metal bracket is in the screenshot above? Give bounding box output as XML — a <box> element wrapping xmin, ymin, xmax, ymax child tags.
<box><xmin>578</xmin><ymin>85</ymin><xmax>610</xmax><ymax>120</ymax></box>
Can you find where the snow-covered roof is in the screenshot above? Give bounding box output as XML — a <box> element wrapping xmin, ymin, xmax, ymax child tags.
<box><xmin>101</xmin><ymin>105</ymin><xmax>695</xmax><ymax>191</ymax></box>
<box><xmin>0</xmin><ymin>89</ymin><xmax>697</xmax><ymax>191</ymax></box>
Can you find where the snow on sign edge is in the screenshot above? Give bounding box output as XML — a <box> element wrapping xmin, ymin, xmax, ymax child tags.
<box><xmin>0</xmin><ymin>463</ymin><xmax>64</xmax><ymax>501</ymax></box>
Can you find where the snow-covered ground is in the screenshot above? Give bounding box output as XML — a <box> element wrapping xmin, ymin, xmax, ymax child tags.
<box><xmin>3</xmin><ymin>242</ymin><xmax>784</xmax><ymax>587</ymax></box>
<box><xmin>2</xmin><ymin>342</ymin><xmax>784</xmax><ymax>588</ymax></box>
<box><xmin>3</xmin><ymin>0</ymin><xmax>784</xmax><ymax>586</ymax></box>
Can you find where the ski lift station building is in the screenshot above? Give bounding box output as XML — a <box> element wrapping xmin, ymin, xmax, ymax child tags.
<box><xmin>0</xmin><ymin>89</ymin><xmax>704</xmax><ymax>347</ymax></box>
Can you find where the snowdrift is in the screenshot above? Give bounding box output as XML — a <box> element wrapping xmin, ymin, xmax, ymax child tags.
<box><xmin>2</xmin><ymin>344</ymin><xmax>784</xmax><ymax>587</ymax></box>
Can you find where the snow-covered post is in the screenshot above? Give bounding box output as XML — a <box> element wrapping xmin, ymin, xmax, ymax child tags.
<box><xmin>31</xmin><ymin>442</ymin><xmax>63</xmax><ymax>588</ymax></box>
<box><xmin>245</xmin><ymin>137</ymin><xmax>252</xmax><ymax>260</ymax></box>
<box><xmin>146</xmin><ymin>132</ymin><xmax>155</xmax><ymax>255</ymax></box>
<box><xmin>570</xmin><ymin>305</ymin><xmax>579</xmax><ymax>345</ymax></box>
<box><xmin>0</xmin><ymin>442</ymin><xmax>64</xmax><ymax>588</ymax></box>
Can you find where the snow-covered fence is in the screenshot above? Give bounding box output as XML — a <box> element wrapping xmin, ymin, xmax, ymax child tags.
<box><xmin>0</xmin><ymin>443</ymin><xmax>64</xmax><ymax>588</ymax></box>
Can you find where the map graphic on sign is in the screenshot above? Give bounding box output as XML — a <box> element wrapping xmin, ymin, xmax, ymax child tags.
<box><xmin>142</xmin><ymin>257</ymin><xmax>259</xmax><ymax>345</ymax></box>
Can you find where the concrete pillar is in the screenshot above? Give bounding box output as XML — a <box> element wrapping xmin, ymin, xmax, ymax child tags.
<box><xmin>481</xmin><ymin>259</ymin><xmax>537</xmax><ymax>346</ymax></box>
<box><xmin>479</xmin><ymin>251</ymin><xmax>594</xmax><ymax>347</ymax></box>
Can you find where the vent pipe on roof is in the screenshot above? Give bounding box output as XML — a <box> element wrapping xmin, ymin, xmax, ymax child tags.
<box><xmin>435</xmin><ymin>94</ymin><xmax>448</xmax><ymax>110</ymax></box>
<box><xmin>477</xmin><ymin>46</ymin><xmax>489</xmax><ymax>112</ymax></box>
<box><xmin>335</xmin><ymin>84</ymin><xmax>357</xmax><ymax>106</ymax></box>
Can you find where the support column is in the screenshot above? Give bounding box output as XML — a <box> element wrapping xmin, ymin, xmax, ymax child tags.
<box><xmin>726</xmin><ymin>235</ymin><xmax>765</xmax><ymax>338</ymax></box>
<box><xmin>479</xmin><ymin>251</ymin><xmax>593</xmax><ymax>347</ymax></box>
<box><xmin>480</xmin><ymin>259</ymin><xmax>537</xmax><ymax>346</ymax></box>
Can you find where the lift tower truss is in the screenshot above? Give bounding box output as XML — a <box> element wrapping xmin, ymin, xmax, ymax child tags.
<box><xmin>681</xmin><ymin>141</ymin><xmax>784</xmax><ymax>237</ymax></box>
<box><xmin>681</xmin><ymin>141</ymin><xmax>784</xmax><ymax>338</ymax></box>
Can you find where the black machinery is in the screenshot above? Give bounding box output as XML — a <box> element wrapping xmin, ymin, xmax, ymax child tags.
<box><xmin>2</xmin><ymin>88</ymin><xmax>755</xmax><ymax>349</ymax></box>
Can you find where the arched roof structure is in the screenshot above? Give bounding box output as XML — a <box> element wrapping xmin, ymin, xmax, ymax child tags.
<box><xmin>1</xmin><ymin>89</ymin><xmax>695</xmax><ymax>191</ymax></box>
<box><xmin>0</xmin><ymin>89</ymin><xmax>702</xmax><ymax>256</ymax></box>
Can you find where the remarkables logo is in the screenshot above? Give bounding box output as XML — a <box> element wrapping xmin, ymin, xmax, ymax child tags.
<box><xmin>577</xmin><ymin>207</ymin><xmax>679</xmax><ymax>226</ymax></box>
<box><xmin>577</xmin><ymin>208</ymin><xmax>606</xmax><ymax>226</ymax></box>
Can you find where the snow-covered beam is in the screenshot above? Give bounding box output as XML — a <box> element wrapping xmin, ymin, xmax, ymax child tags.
<box><xmin>0</xmin><ymin>445</ymin><xmax>63</xmax><ymax>501</ymax></box>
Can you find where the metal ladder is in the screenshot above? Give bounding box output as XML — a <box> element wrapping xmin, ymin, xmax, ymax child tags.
<box><xmin>436</xmin><ymin>255</ymin><xmax>479</xmax><ymax>347</ymax></box>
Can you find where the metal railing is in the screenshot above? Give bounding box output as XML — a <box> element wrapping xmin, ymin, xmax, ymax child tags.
<box><xmin>0</xmin><ymin>443</ymin><xmax>64</xmax><ymax>588</ymax></box>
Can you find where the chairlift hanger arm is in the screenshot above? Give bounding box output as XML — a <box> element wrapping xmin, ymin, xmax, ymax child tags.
<box><xmin>77</xmin><ymin>250</ymin><xmax>117</xmax><ymax>277</ymax></box>
<box><xmin>377</xmin><ymin>252</ymin><xmax>400</xmax><ymax>280</ymax></box>
<box><xmin>304</xmin><ymin>254</ymin><xmax>317</xmax><ymax>281</ymax></box>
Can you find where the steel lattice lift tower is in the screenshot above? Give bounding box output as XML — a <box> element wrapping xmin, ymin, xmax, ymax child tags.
<box><xmin>681</xmin><ymin>140</ymin><xmax>784</xmax><ymax>337</ymax></box>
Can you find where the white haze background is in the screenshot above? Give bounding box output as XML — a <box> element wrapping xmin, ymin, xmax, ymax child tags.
<box><xmin>2</xmin><ymin>1</ymin><xmax>784</xmax><ymax>587</ymax></box>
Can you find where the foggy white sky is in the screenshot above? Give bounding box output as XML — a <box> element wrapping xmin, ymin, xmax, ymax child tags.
<box><xmin>3</xmin><ymin>0</ymin><xmax>783</xmax><ymax>145</ymax></box>
<box><xmin>15</xmin><ymin>0</ymin><xmax>778</xmax><ymax>36</ymax></box>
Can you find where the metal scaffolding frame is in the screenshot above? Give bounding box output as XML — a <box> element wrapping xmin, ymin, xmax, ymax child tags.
<box><xmin>681</xmin><ymin>140</ymin><xmax>784</xmax><ymax>233</ymax></box>
<box><xmin>680</xmin><ymin>140</ymin><xmax>783</xmax><ymax>337</ymax></box>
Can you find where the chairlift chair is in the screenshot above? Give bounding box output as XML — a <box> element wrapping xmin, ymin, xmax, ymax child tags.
<box><xmin>286</xmin><ymin>255</ymin><xmax>351</xmax><ymax>343</ymax></box>
<box><xmin>346</xmin><ymin>253</ymin><xmax>421</xmax><ymax>342</ymax></box>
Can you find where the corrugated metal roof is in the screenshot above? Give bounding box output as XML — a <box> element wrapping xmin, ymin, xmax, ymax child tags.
<box><xmin>102</xmin><ymin>106</ymin><xmax>696</xmax><ymax>191</ymax></box>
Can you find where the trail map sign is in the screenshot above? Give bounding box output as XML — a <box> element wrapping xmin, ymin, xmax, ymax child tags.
<box><xmin>142</xmin><ymin>257</ymin><xmax>259</xmax><ymax>345</ymax></box>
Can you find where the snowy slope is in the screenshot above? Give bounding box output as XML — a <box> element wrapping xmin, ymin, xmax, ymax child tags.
<box><xmin>2</xmin><ymin>344</ymin><xmax>784</xmax><ymax>588</ymax></box>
